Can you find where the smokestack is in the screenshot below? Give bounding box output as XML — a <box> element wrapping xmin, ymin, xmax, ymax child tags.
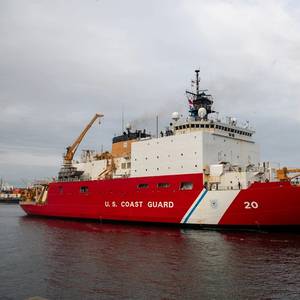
<box><xmin>121</xmin><ymin>105</ymin><xmax>124</xmax><ymax>132</ymax></box>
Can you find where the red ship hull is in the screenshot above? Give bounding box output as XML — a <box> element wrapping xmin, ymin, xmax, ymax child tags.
<box><xmin>219</xmin><ymin>181</ymin><xmax>300</xmax><ymax>226</ymax></box>
<box><xmin>20</xmin><ymin>173</ymin><xmax>300</xmax><ymax>227</ymax></box>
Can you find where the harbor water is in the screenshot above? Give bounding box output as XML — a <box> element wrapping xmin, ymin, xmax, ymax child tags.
<box><xmin>0</xmin><ymin>204</ymin><xmax>299</xmax><ymax>300</ymax></box>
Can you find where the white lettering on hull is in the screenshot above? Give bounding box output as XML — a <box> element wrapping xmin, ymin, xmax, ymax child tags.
<box><xmin>121</xmin><ymin>201</ymin><xmax>143</xmax><ymax>208</ymax></box>
<box><xmin>147</xmin><ymin>201</ymin><xmax>174</xmax><ymax>208</ymax></box>
<box><xmin>104</xmin><ymin>200</ymin><xmax>174</xmax><ymax>208</ymax></box>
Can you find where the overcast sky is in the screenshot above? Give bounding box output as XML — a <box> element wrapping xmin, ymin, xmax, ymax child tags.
<box><xmin>1</xmin><ymin>0</ymin><xmax>300</xmax><ymax>186</ymax></box>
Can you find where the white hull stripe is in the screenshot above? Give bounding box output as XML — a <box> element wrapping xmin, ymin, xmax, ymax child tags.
<box><xmin>182</xmin><ymin>189</ymin><xmax>208</xmax><ymax>223</ymax></box>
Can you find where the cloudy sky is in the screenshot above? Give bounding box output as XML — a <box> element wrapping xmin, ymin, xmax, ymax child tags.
<box><xmin>1</xmin><ymin>0</ymin><xmax>300</xmax><ymax>186</ymax></box>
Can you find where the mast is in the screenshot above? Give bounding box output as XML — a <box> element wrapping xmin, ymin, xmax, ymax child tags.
<box><xmin>186</xmin><ymin>70</ymin><xmax>214</xmax><ymax>120</ymax></box>
<box><xmin>195</xmin><ymin>69</ymin><xmax>200</xmax><ymax>95</ymax></box>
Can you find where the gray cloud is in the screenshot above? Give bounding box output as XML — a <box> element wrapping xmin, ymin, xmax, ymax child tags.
<box><xmin>1</xmin><ymin>0</ymin><xmax>300</xmax><ymax>185</ymax></box>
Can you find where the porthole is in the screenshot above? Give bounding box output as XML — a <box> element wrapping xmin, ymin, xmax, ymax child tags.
<box><xmin>180</xmin><ymin>182</ymin><xmax>193</xmax><ymax>190</ymax></box>
<box><xmin>157</xmin><ymin>183</ymin><xmax>170</xmax><ymax>188</ymax></box>
<box><xmin>138</xmin><ymin>183</ymin><xmax>148</xmax><ymax>188</ymax></box>
<box><xmin>80</xmin><ymin>186</ymin><xmax>88</xmax><ymax>193</ymax></box>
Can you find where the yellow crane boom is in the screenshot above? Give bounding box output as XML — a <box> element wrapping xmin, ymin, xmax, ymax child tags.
<box><xmin>64</xmin><ymin>113</ymin><xmax>103</xmax><ymax>164</ymax></box>
<box><xmin>276</xmin><ymin>167</ymin><xmax>300</xmax><ymax>181</ymax></box>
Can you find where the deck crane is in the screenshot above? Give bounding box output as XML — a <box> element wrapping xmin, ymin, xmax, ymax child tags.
<box><xmin>63</xmin><ymin>113</ymin><xmax>103</xmax><ymax>164</ymax></box>
<box><xmin>276</xmin><ymin>167</ymin><xmax>300</xmax><ymax>182</ymax></box>
<box><xmin>58</xmin><ymin>113</ymin><xmax>103</xmax><ymax>180</ymax></box>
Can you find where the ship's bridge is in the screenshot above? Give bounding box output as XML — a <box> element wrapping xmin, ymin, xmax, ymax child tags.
<box><xmin>172</xmin><ymin>118</ymin><xmax>255</xmax><ymax>142</ymax></box>
<box><xmin>168</xmin><ymin>69</ymin><xmax>255</xmax><ymax>142</ymax></box>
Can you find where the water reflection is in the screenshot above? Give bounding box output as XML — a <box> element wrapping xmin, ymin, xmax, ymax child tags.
<box><xmin>1</xmin><ymin>205</ymin><xmax>299</xmax><ymax>299</ymax></box>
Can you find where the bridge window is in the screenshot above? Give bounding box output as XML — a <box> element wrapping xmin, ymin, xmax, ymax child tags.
<box><xmin>80</xmin><ymin>186</ymin><xmax>88</xmax><ymax>193</ymax></box>
<box><xmin>180</xmin><ymin>182</ymin><xmax>193</xmax><ymax>190</ymax></box>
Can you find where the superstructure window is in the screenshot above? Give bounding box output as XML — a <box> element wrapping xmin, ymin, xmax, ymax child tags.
<box><xmin>157</xmin><ymin>183</ymin><xmax>170</xmax><ymax>188</ymax></box>
<box><xmin>180</xmin><ymin>182</ymin><xmax>193</xmax><ymax>190</ymax></box>
<box><xmin>80</xmin><ymin>186</ymin><xmax>89</xmax><ymax>193</ymax></box>
<box><xmin>137</xmin><ymin>183</ymin><xmax>148</xmax><ymax>188</ymax></box>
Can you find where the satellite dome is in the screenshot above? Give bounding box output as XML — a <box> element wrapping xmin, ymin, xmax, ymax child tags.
<box><xmin>171</xmin><ymin>112</ymin><xmax>180</xmax><ymax>121</ymax></box>
<box><xmin>125</xmin><ymin>123</ymin><xmax>132</xmax><ymax>131</ymax></box>
<box><xmin>198</xmin><ymin>107</ymin><xmax>207</xmax><ymax>119</ymax></box>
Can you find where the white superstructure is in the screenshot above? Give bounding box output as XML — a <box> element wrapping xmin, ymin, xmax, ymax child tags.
<box><xmin>72</xmin><ymin>70</ymin><xmax>273</xmax><ymax>189</ymax></box>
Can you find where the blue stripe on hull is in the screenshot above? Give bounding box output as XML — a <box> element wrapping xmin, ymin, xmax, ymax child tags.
<box><xmin>183</xmin><ymin>189</ymin><xmax>208</xmax><ymax>223</ymax></box>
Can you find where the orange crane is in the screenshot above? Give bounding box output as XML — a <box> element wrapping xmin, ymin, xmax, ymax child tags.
<box><xmin>276</xmin><ymin>167</ymin><xmax>300</xmax><ymax>181</ymax></box>
<box><xmin>63</xmin><ymin>113</ymin><xmax>103</xmax><ymax>165</ymax></box>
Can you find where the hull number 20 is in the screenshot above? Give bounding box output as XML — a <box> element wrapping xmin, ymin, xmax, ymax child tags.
<box><xmin>244</xmin><ymin>201</ymin><xmax>259</xmax><ymax>209</ymax></box>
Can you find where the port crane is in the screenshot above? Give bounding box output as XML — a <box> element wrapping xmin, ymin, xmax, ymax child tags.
<box><xmin>276</xmin><ymin>167</ymin><xmax>300</xmax><ymax>182</ymax></box>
